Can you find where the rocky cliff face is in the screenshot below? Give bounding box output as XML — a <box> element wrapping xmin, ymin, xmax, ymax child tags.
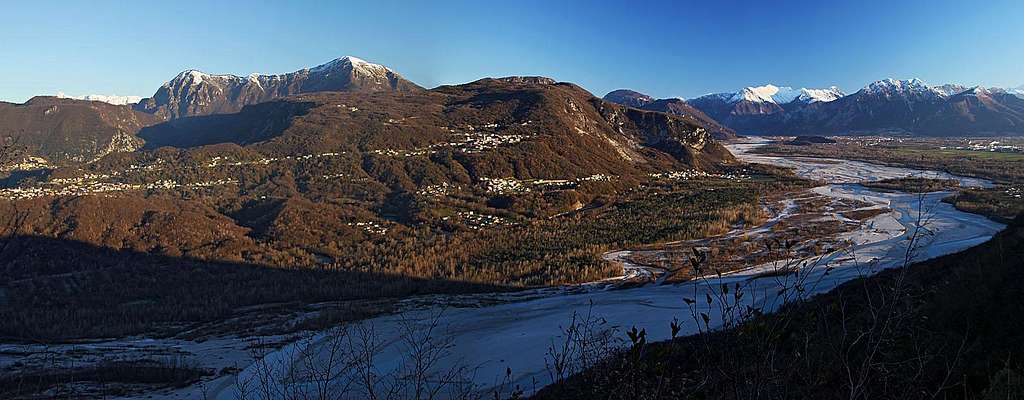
<box><xmin>603</xmin><ymin>91</ymin><xmax>737</xmax><ymax>139</ymax></box>
<box><xmin>135</xmin><ymin>56</ymin><xmax>422</xmax><ymax>120</ymax></box>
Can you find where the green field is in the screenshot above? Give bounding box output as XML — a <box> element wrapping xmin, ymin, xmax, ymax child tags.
<box><xmin>912</xmin><ymin>148</ymin><xmax>1024</xmax><ymax>161</ymax></box>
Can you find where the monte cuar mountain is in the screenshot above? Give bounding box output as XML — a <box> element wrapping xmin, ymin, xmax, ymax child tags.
<box><xmin>134</xmin><ymin>56</ymin><xmax>422</xmax><ymax>120</ymax></box>
<box><xmin>606</xmin><ymin>79</ymin><xmax>1024</xmax><ymax>136</ymax></box>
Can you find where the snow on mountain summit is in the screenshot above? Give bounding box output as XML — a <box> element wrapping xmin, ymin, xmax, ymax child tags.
<box><xmin>730</xmin><ymin>84</ymin><xmax>784</xmax><ymax>103</ymax></box>
<box><xmin>1009</xmin><ymin>85</ymin><xmax>1024</xmax><ymax>98</ymax></box>
<box><xmin>866</xmin><ymin>78</ymin><xmax>928</xmax><ymax>89</ymax></box>
<box><xmin>56</xmin><ymin>92</ymin><xmax>143</xmax><ymax>105</ymax></box>
<box><xmin>861</xmin><ymin>78</ymin><xmax>934</xmax><ymax>96</ymax></box>
<box><xmin>797</xmin><ymin>87</ymin><xmax>845</xmax><ymax>103</ymax></box>
<box><xmin>138</xmin><ymin>56</ymin><xmax>421</xmax><ymax>119</ymax></box>
<box><xmin>160</xmin><ymin>56</ymin><xmax>396</xmax><ymax>89</ymax></box>
<box><xmin>311</xmin><ymin>55</ymin><xmax>369</xmax><ymax>70</ymax></box>
<box><xmin>931</xmin><ymin>83</ymin><xmax>968</xmax><ymax>97</ymax></box>
<box><xmin>860</xmin><ymin>79</ymin><xmax>977</xmax><ymax>99</ymax></box>
<box><xmin>175</xmin><ymin>70</ymin><xmax>212</xmax><ymax>86</ymax></box>
<box><xmin>725</xmin><ymin>84</ymin><xmax>842</xmax><ymax>104</ymax></box>
<box><xmin>309</xmin><ymin>56</ymin><xmax>391</xmax><ymax>76</ymax></box>
<box><xmin>687</xmin><ymin>78</ymin><xmax>1024</xmax><ymax>136</ymax></box>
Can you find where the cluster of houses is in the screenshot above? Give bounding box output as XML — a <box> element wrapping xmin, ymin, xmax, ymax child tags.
<box><xmin>648</xmin><ymin>168</ymin><xmax>751</xmax><ymax>181</ymax></box>
<box><xmin>370</xmin><ymin>125</ymin><xmax>533</xmax><ymax>158</ymax></box>
<box><xmin>0</xmin><ymin>177</ymin><xmax>238</xmax><ymax>201</ymax></box>
<box><xmin>346</xmin><ymin>220</ymin><xmax>389</xmax><ymax>236</ymax></box>
<box><xmin>942</xmin><ymin>139</ymin><xmax>1024</xmax><ymax>153</ymax></box>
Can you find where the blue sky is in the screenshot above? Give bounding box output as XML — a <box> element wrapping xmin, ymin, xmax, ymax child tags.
<box><xmin>2</xmin><ymin>0</ymin><xmax>1022</xmax><ymax>103</ymax></box>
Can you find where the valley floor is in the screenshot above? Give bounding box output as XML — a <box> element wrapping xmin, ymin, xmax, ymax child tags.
<box><xmin>112</xmin><ymin>138</ymin><xmax>998</xmax><ymax>400</ymax></box>
<box><xmin>0</xmin><ymin>138</ymin><xmax>1007</xmax><ymax>399</ymax></box>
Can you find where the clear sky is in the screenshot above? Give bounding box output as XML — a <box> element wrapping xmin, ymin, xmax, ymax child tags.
<box><xmin>2</xmin><ymin>0</ymin><xmax>1022</xmax><ymax>103</ymax></box>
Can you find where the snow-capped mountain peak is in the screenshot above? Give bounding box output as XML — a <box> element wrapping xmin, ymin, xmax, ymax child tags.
<box><xmin>182</xmin><ymin>70</ymin><xmax>208</xmax><ymax>85</ymax></box>
<box><xmin>860</xmin><ymin>79</ymin><xmax>980</xmax><ymax>99</ymax></box>
<box><xmin>868</xmin><ymin>77</ymin><xmax>922</xmax><ymax>88</ymax></box>
<box><xmin>730</xmin><ymin>84</ymin><xmax>789</xmax><ymax>103</ymax></box>
<box><xmin>967</xmin><ymin>86</ymin><xmax>993</xmax><ymax>95</ymax></box>
<box><xmin>166</xmin><ymin>69</ymin><xmax>241</xmax><ymax>88</ymax></box>
<box><xmin>797</xmin><ymin>86</ymin><xmax>845</xmax><ymax>103</ymax></box>
<box><xmin>138</xmin><ymin>56</ymin><xmax>421</xmax><ymax>119</ymax></box>
<box><xmin>159</xmin><ymin>56</ymin><xmax>398</xmax><ymax>92</ymax></box>
<box><xmin>931</xmin><ymin>83</ymin><xmax>968</xmax><ymax>97</ymax></box>
<box><xmin>310</xmin><ymin>56</ymin><xmax>353</xmax><ymax>72</ymax></box>
<box><xmin>686</xmin><ymin>78</ymin><xmax>1024</xmax><ymax>137</ymax></box>
<box><xmin>310</xmin><ymin>56</ymin><xmax>389</xmax><ymax>75</ymax></box>
<box><xmin>1008</xmin><ymin>85</ymin><xmax>1024</xmax><ymax>99</ymax></box>
<box><xmin>861</xmin><ymin>78</ymin><xmax>932</xmax><ymax>94</ymax></box>
<box><xmin>55</xmin><ymin>92</ymin><xmax>143</xmax><ymax>105</ymax></box>
<box><xmin>726</xmin><ymin>84</ymin><xmax>842</xmax><ymax>104</ymax></box>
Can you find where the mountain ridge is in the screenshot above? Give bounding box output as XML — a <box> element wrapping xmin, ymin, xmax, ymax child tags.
<box><xmin>135</xmin><ymin>56</ymin><xmax>422</xmax><ymax>120</ymax></box>
<box><xmin>0</xmin><ymin>97</ymin><xmax>160</xmax><ymax>168</ymax></box>
<box><xmin>138</xmin><ymin>75</ymin><xmax>732</xmax><ymax>177</ymax></box>
<box><xmin>683</xmin><ymin>78</ymin><xmax>1024</xmax><ymax>136</ymax></box>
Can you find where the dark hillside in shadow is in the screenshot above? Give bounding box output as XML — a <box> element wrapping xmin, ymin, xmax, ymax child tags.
<box><xmin>0</xmin><ymin>235</ymin><xmax>506</xmax><ymax>342</ymax></box>
<box><xmin>138</xmin><ymin>100</ymin><xmax>316</xmax><ymax>149</ymax></box>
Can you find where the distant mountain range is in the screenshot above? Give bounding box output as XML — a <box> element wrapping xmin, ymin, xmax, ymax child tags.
<box><xmin>3</xmin><ymin>56</ymin><xmax>1023</xmax><ymax>172</ymax></box>
<box><xmin>134</xmin><ymin>56</ymin><xmax>422</xmax><ymax>119</ymax></box>
<box><xmin>606</xmin><ymin>80</ymin><xmax>1024</xmax><ymax>136</ymax></box>
<box><xmin>1008</xmin><ymin>85</ymin><xmax>1024</xmax><ymax>98</ymax></box>
<box><xmin>779</xmin><ymin>79</ymin><xmax>1024</xmax><ymax>136</ymax></box>
<box><xmin>604</xmin><ymin>84</ymin><xmax>845</xmax><ymax>137</ymax></box>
